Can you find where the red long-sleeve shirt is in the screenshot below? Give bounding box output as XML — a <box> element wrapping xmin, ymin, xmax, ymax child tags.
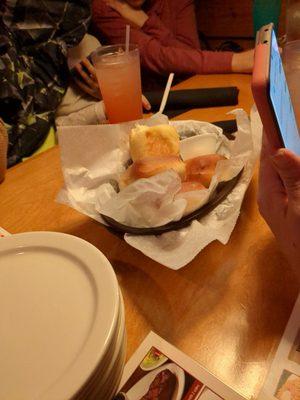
<box><xmin>92</xmin><ymin>0</ymin><xmax>233</xmax><ymax>80</ymax></box>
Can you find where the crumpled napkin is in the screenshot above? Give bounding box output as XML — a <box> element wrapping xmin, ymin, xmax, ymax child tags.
<box><xmin>96</xmin><ymin>171</ymin><xmax>187</xmax><ymax>228</ymax></box>
<box><xmin>57</xmin><ymin>108</ymin><xmax>262</xmax><ymax>269</ymax></box>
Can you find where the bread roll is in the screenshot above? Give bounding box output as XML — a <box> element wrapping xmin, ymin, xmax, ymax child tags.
<box><xmin>130</xmin><ymin>124</ymin><xmax>180</xmax><ymax>162</ymax></box>
<box><xmin>119</xmin><ymin>156</ymin><xmax>186</xmax><ymax>189</ymax></box>
<box><xmin>180</xmin><ymin>181</ymin><xmax>206</xmax><ymax>193</ymax></box>
<box><xmin>185</xmin><ymin>154</ymin><xmax>226</xmax><ymax>187</ymax></box>
<box><xmin>177</xmin><ymin>181</ymin><xmax>207</xmax><ymax>216</ymax></box>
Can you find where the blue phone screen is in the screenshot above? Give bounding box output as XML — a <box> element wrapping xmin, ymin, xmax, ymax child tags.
<box><xmin>269</xmin><ymin>30</ymin><xmax>300</xmax><ymax>155</ymax></box>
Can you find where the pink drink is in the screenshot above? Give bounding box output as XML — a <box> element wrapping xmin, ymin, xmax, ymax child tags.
<box><xmin>92</xmin><ymin>45</ymin><xmax>142</xmax><ymax>124</ymax></box>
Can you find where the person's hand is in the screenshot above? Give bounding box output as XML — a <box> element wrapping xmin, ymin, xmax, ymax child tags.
<box><xmin>72</xmin><ymin>59</ymin><xmax>151</xmax><ymax>111</ymax></box>
<box><xmin>142</xmin><ymin>95</ymin><xmax>151</xmax><ymax>111</ymax></box>
<box><xmin>73</xmin><ymin>58</ymin><xmax>101</xmax><ymax>99</ymax></box>
<box><xmin>258</xmin><ymin>134</ymin><xmax>300</xmax><ymax>279</ymax></box>
<box><xmin>105</xmin><ymin>0</ymin><xmax>148</xmax><ymax>27</ymax></box>
<box><xmin>231</xmin><ymin>49</ymin><xmax>254</xmax><ymax>73</ymax></box>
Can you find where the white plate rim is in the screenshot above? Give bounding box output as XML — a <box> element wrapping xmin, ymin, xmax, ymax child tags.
<box><xmin>0</xmin><ymin>231</ymin><xmax>120</xmax><ymax>400</ymax></box>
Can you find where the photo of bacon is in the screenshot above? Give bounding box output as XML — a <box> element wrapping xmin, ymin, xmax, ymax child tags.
<box><xmin>123</xmin><ymin>362</ymin><xmax>185</xmax><ymax>400</ymax></box>
<box><xmin>139</xmin><ymin>369</ymin><xmax>177</xmax><ymax>400</ymax></box>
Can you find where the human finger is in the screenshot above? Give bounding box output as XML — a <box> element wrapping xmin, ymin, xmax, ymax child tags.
<box><xmin>142</xmin><ymin>95</ymin><xmax>151</xmax><ymax>111</ymax></box>
<box><xmin>75</xmin><ymin>63</ymin><xmax>98</xmax><ymax>90</ymax></box>
<box><xmin>260</xmin><ymin>131</ymin><xmax>279</xmax><ymax>159</ymax></box>
<box><xmin>74</xmin><ymin>78</ymin><xmax>100</xmax><ymax>99</ymax></box>
<box><xmin>258</xmin><ymin>133</ymin><xmax>286</xmax><ymax>226</ymax></box>
<box><xmin>272</xmin><ymin>148</ymin><xmax>300</xmax><ymax>206</ymax></box>
<box><xmin>81</xmin><ymin>58</ymin><xmax>98</xmax><ymax>82</ymax></box>
<box><xmin>258</xmin><ymin>152</ymin><xmax>286</xmax><ymax>222</ymax></box>
<box><xmin>259</xmin><ymin>133</ymin><xmax>285</xmax><ymax>203</ymax></box>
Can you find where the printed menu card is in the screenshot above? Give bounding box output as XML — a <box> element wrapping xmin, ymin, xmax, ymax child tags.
<box><xmin>258</xmin><ymin>293</ymin><xmax>300</xmax><ymax>400</ymax></box>
<box><xmin>115</xmin><ymin>331</ymin><xmax>245</xmax><ymax>400</ymax></box>
<box><xmin>0</xmin><ymin>227</ymin><xmax>10</xmax><ymax>237</ymax></box>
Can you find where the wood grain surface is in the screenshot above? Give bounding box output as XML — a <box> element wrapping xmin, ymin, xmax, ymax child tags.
<box><xmin>0</xmin><ymin>74</ymin><xmax>298</xmax><ymax>399</ymax></box>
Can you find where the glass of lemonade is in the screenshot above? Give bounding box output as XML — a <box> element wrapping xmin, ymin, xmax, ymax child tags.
<box><xmin>92</xmin><ymin>44</ymin><xmax>143</xmax><ymax>124</ymax></box>
<box><xmin>283</xmin><ymin>40</ymin><xmax>300</xmax><ymax>128</ymax></box>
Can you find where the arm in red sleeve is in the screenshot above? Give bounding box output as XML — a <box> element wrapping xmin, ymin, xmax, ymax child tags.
<box><xmin>93</xmin><ymin>1</ymin><xmax>192</xmax><ymax>49</ymax></box>
<box><xmin>141</xmin><ymin>0</ymin><xmax>200</xmax><ymax>49</ymax></box>
<box><xmin>137</xmin><ymin>33</ymin><xmax>233</xmax><ymax>75</ymax></box>
<box><xmin>92</xmin><ymin>0</ymin><xmax>233</xmax><ymax>75</ymax></box>
<box><xmin>141</xmin><ymin>14</ymin><xmax>182</xmax><ymax>47</ymax></box>
<box><xmin>140</xmin><ymin>0</ymin><xmax>200</xmax><ymax>49</ymax></box>
<box><xmin>173</xmin><ymin>0</ymin><xmax>201</xmax><ymax>49</ymax></box>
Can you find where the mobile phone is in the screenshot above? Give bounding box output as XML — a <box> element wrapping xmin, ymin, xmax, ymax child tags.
<box><xmin>251</xmin><ymin>23</ymin><xmax>300</xmax><ymax>155</ymax></box>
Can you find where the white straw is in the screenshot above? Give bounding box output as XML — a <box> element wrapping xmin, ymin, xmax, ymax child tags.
<box><xmin>159</xmin><ymin>73</ymin><xmax>174</xmax><ymax>114</ymax></box>
<box><xmin>125</xmin><ymin>24</ymin><xmax>130</xmax><ymax>53</ymax></box>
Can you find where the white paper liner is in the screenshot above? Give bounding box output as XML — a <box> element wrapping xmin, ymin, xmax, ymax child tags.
<box><xmin>57</xmin><ymin>108</ymin><xmax>262</xmax><ymax>269</ymax></box>
<box><xmin>97</xmin><ymin>171</ymin><xmax>187</xmax><ymax>228</ymax></box>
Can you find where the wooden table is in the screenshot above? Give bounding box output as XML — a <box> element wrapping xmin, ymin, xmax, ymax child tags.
<box><xmin>0</xmin><ymin>74</ymin><xmax>298</xmax><ymax>399</ymax></box>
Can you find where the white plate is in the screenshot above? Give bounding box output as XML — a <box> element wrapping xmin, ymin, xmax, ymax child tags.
<box><xmin>0</xmin><ymin>232</ymin><xmax>120</xmax><ymax>400</ymax></box>
<box><xmin>126</xmin><ymin>363</ymin><xmax>185</xmax><ymax>400</ymax></box>
<box><xmin>82</xmin><ymin>290</ymin><xmax>126</xmax><ymax>400</ymax></box>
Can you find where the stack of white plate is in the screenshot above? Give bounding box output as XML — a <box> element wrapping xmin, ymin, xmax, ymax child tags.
<box><xmin>0</xmin><ymin>232</ymin><xmax>126</xmax><ymax>400</ymax></box>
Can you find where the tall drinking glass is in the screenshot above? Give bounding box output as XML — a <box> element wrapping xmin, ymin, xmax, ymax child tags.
<box><xmin>283</xmin><ymin>40</ymin><xmax>300</xmax><ymax>129</ymax></box>
<box><xmin>92</xmin><ymin>44</ymin><xmax>143</xmax><ymax>124</ymax></box>
<box><xmin>286</xmin><ymin>0</ymin><xmax>300</xmax><ymax>42</ymax></box>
